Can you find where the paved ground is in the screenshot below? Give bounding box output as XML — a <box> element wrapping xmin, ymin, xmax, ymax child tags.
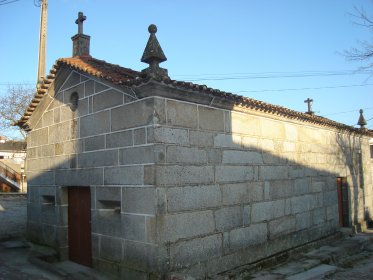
<box><xmin>0</xmin><ymin>239</ymin><xmax>110</xmax><ymax>280</ymax></box>
<box><xmin>325</xmin><ymin>252</ymin><xmax>373</xmax><ymax>279</ymax></box>
<box><xmin>1</xmin><ymin>230</ymin><xmax>373</xmax><ymax>279</ymax></box>
<box><xmin>234</xmin><ymin>230</ymin><xmax>373</xmax><ymax>280</ymax></box>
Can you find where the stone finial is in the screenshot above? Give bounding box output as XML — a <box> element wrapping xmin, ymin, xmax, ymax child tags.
<box><xmin>141</xmin><ymin>24</ymin><xmax>169</xmax><ymax>79</ymax></box>
<box><xmin>71</xmin><ymin>11</ymin><xmax>90</xmax><ymax>57</ymax></box>
<box><xmin>357</xmin><ymin>109</ymin><xmax>367</xmax><ymax>129</ymax></box>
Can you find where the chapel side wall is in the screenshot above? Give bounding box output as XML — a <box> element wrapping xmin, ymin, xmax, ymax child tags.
<box><xmin>25</xmin><ymin>71</ymin><xmax>168</xmax><ymax>278</ymax></box>
<box><xmin>151</xmin><ymin>97</ymin><xmax>373</xmax><ymax>277</ymax></box>
<box><xmin>356</xmin><ymin>137</ymin><xmax>373</xmax><ymax>223</ymax></box>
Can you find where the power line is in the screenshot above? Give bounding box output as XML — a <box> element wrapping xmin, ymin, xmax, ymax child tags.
<box><xmin>236</xmin><ymin>83</ymin><xmax>373</xmax><ymax>93</ymax></box>
<box><xmin>322</xmin><ymin>107</ymin><xmax>373</xmax><ymax>117</ymax></box>
<box><xmin>0</xmin><ymin>0</ymin><xmax>20</xmax><ymax>6</ymax></box>
<box><xmin>176</xmin><ymin>69</ymin><xmax>373</xmax><ymax>82</ymax></box>
<box><xmin>0</xmin><ymin>82</ymin><xmax>34</xmax><ymax>86</ymax></box>
<box><xmin>176</xmin><ymin>69</ymin><xmax>370</xmax><ymax>77</ymax></box>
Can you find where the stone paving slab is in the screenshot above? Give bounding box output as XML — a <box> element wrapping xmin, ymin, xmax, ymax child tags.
<box><xmin>0</xmin><ymin>239</ymin><xmax>110</xmax><ymax>280</ymax></box>
<box><xmin>325</xmin><ymin>256</ymin><xmax>373</xmax><ymax>279</ymax></box>
<box><xmin>271</xmin><ymin>262</ymin><xmax>304</xmax><ymax>276</ymax></box>
<box><xmin>234</xmin><ymin>230</ymin><xmax>373</xmax><ymax>280</ymax></box>
<box><xmin>0</xmin><ymin>240</ymin><xmax>63</xmax><ymax>280</ymax></box>
<box><xmin>286</xmin><ymin>264</ymin><xmax>337</xmax><ymax>280</ymax></box>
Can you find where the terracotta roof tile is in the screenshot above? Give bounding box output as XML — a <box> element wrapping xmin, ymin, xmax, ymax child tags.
<box><xmin>58</xmin><ymin>56</ymin><xmax>142</xmax><ymax>84</ymax></box>
<box><xmin>16</xmin><ymin>56</ymin><xmax>373</xmax><ymax>136</ymax></box>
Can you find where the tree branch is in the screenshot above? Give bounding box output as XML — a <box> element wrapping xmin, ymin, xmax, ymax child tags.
<box><xmin>0</xmin><ymin>85</ymin><xmax>34</xmax><ymax>139</ymax></box>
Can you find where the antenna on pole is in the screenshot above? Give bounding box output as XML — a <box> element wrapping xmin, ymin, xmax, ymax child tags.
<box><xmin>36</xmin><ymin>0</ymin><xmax>48</xmax><ymax>88</ymax></box>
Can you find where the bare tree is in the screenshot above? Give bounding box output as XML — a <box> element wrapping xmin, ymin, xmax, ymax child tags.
<box><xmin>0</xmin><ymin>85</ymin><xmax>34</xmax><ymax>139</ymax></box>
<box><xmin>345</xmin><ymin>6</ymin><xmax>373</xmax><ymax>69</ymax></box>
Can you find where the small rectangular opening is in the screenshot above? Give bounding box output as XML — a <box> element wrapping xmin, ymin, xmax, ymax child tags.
<box><xmin>42</xmin><ymin>195</ymin><xmax>55</xmax><ymax>205</ymax></box>
<box><xmin>98</xmin><ymin>200</ymin><xmax>121</xmax><ymax>213</ymax></box>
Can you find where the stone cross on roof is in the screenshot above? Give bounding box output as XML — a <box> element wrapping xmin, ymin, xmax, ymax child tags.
<box><xmin>75</xmin><ymin>12</ymin><xmax>86</xmax><ymax>35</ymax></box>
<box><xmin>304</xmin><ymin>98</ymin><xmax>314</xmax><ymax>115</ymax></box>
<box><xmin>141</xmin><ymin>24</ymin><xmax>169</xmax><ymax>79</ymax></box>
<box><xmin>71</xmin><ymin>11</ymin><xmax>90</xmax><ymax>57</ymax></box>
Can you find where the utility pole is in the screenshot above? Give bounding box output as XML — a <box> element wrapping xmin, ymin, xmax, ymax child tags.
<box><xmin>36</xmin><ymin>0</ymin><xmax>48</xmax><ymax>88</ymax></box>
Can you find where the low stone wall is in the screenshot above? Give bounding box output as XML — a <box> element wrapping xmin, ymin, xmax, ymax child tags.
<box><xmin>0</xmin><ymin>193</ymin><xmax>27</xmax><ymax>240</ymax></box>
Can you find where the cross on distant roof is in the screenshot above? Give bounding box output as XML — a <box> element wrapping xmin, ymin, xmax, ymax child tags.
<box><xmin>75</xmin><ymin>12</ymin><xmax>86</xmax><ymax>35</ymax></box>
<box><xmin>304</xmin><ymin>98</ymin><xmax>314</xmax><ymax>114</ymax></box>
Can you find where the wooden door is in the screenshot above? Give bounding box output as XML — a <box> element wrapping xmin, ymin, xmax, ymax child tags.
<box><xmin>68</xmin><ymin>187</ymin><xmax>92</xmax><ymax>266</ymax></box>
<box><xmin>337</xmin><ymin>177</ymin><xmax>349</xmax><ymax>227</ymax></box>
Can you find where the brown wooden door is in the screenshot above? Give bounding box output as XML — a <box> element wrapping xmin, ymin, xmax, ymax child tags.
<box><xmin>68</xmin><ymin>187</ymin><xmax>92</xmax><ymax>267</ymax></box>
<box><xmin>337</xmin><ymin>177</ymin><xmax>349</xmax><ymax>227</ymax></box>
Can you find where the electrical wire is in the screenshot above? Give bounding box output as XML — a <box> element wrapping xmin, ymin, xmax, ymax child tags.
<box><xmin>0</xmin><ymin>82</ymin><xmax>34</xmax><ymax>86</ymax></box>
<box><xmin>235</xmin><ymin>83</ymin><xmax>373</xmax><ymax>93</ymax></box>
<box><xmin>176</xmin><ymin>69</ymin><xmax>373</xmax><ymax>81</ymax></box>
<box><xmin>322</xmin><ymin>107</ymin><xmax>373</xmax><ymax>117</ymax></box>
<box><xmin>0</xmin><ymin>0</ymin><xmax>20</xmax><ymax>6</ymax></box>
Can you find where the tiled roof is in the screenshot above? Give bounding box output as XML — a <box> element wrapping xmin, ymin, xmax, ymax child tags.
<box><xmin>16</xmin><ymin>56</ymin><xmax>373</xmax><ymax>136</ymax></box>
<box><xmin>58</xmin><ymin>56</ymin><xmax>142</xmax><ymax>84</ymax></box>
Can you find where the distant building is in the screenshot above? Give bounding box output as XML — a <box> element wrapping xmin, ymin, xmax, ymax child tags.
<box><xmin>16</xmin><ymin>14</ymin><xmax>373</xmax><ymax>279</ymax></box>
<box><xmin>0</xmin><ymin>137</ymin><xmax>27</xmax><ymax>192</ymax></box>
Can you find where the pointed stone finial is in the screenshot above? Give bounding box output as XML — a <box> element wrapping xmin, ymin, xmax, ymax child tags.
<box><xmin>141</xmin><ymin>24</ymin><xmax>168</xmax><ymax>79</ymax></box>
<box><xmin>357</xmin><ymin>109</ymin><xmax>367</xmax><ymax>129</ymax></box>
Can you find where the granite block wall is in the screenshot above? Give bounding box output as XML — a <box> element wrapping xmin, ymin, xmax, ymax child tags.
<box><xmin>25</xmin><ymin>69</ymin><xmax>373</xmax><ymax>279</ymax></box>
<box><xmin>26</xmin><ymin>71</ymin><xmax>166</xmax><ymax>275</ymax></box>
<box><xmin>150</xmin><ymin>98</ymin><xmax>372</xmax><ymax>277</ymax></box>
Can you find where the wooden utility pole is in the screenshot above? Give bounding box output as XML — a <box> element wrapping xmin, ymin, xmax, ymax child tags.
<box><xmin>37</xmin><ymin>0</ymin><xmax>48</xmax><ymax>88</ymax></box>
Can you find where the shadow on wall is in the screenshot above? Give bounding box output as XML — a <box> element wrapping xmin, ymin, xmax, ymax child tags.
<box><xmin>24</xmin><ymin>70</ymin><xmax>372</xmax><ymax>277</ymax></box>
<box><xmin>336</xmin><ymin>132</ymin><xmax>367</xmax><ymax>226</ymax></box>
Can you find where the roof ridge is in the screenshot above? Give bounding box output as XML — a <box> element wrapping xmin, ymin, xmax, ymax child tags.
<box><xmin>15</xmin><ymin>56</ymin><xmax>373</xmax><ymax>137</ymax></box>
<box><xmin>145</xmin><ymin>77</ymin><xmax>373</xmax><ymax>135</ymax></box>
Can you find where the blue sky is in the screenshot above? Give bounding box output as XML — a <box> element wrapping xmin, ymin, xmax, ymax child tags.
<box><xmin>1</xmin><ymin>0</ymin><xmax>373</xmax><ymax>129</ymax></box>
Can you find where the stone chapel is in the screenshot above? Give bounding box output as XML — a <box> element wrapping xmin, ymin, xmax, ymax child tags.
<box><xmin>17</xmin><ymin>12</ymin><xmax>373</xmax><ymax>279</ymax></box>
